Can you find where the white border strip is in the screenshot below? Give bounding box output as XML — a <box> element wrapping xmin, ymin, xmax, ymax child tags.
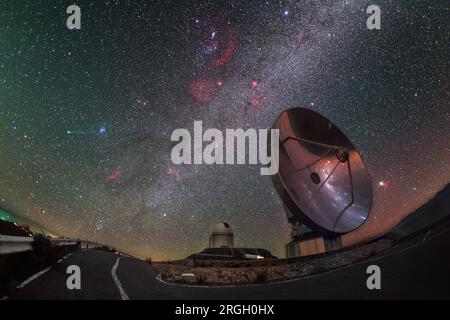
<box><xmin>17</xmin><ymin>267</ymin><xmax>52</xmax><ymax>289</ymax></box>
<box><xmin>111</xmin><ymin>257</ymin><xmax>129</xmax><ymax>300</ymax></box>
<box><xmin>57</xmin><ymin>252</ymin><xmax>74</xmax><ymax>263</ymax></box>
<box><xmin>16</xmin><ymin>251</ymin><xmax>74</xmax><ymax>289</ymax></box>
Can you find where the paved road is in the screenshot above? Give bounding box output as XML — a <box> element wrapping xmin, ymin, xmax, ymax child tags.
<box><xmin>9</xmin><ymin>223</ymin><xmax>450</xmax><ymax>300</ymax></box>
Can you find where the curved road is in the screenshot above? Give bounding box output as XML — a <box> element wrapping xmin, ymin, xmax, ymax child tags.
<box><xmin>9</xmin><ymin>223</ymin><xmax>450</xmax><ymax>300</ymax></box>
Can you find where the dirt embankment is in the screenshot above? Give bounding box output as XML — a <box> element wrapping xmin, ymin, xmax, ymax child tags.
<box><xmin>154</xmin><ymin>239</ymin><xmax>393</xmax><ymax>285</ymax></box>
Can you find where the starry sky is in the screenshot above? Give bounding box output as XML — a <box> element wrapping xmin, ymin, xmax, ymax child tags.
<box><xmin>0</xmin><ymin>0</ymin><xmax>449</xmax><ymax>260</ymax></box>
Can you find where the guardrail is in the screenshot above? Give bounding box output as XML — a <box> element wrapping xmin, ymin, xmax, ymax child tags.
<box><xmin>0</xmin><ymin>235</ymin><xmax>34</xmax><ymax>254</ymax></box>
<box><xmin>50</xmin><ymin>238</ymin><xmax>80</xmax><ymax>246</ymax></box>
<box><xmin>0</xmin><ymin>235</ymin><xmax>135</xmax><ymax>258</ymax></box>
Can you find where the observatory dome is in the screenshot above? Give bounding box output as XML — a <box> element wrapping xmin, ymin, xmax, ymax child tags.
<box><xmin>212</xmin><ymin>222</ymin><xmax>233</xmax><ymax>234</ymax></box>
<box><xmin>209</xmin><ymin>222</ymin><xmax>234</xmax><ymax>248</ymax></box>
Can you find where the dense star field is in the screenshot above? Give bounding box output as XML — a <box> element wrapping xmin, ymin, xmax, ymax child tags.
<box><xmin>0</xmin><ymin>0</ymin><xmax>448</xmax><ymax>260</ymax></box>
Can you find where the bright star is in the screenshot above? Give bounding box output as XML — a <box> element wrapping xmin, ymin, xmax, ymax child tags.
<box><xmin>99</xmin><ymin>126</ymin><xmax>106</xmax><ymax>136</ymax></box>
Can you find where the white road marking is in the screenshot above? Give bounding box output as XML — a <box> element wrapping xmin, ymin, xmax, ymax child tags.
<box><xmin>17</xmin><ymin>267</ymin><xmax>52</xmax><ymax>289</ymax></box>
<box><xmin>16</xmin><ymin>251</ymin><xmax>75</xmax><ymax>289</ymax></box>
<box><xmin>57</xmin><ymin>252</ymin><xmax>74</xmax><ymax>263</ymax></box>
<box><xmin>422</xmin><ymin>230</ymin><xmax>431</xmax><ymax>242</ymax></box>
<box><xmin>111</xmin><ymin>257</ymin><xmax>129</xmax><ymax>300</ymax></box>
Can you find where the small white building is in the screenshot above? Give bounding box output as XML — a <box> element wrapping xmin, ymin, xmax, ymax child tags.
<box><xmin>209</xmin><ymin>222</ymin><xmax>234</xmax><ymax>248</ymax></box>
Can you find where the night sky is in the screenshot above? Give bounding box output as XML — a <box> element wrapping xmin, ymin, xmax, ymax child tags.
<box><xmin>0</xmin><ymin>0</ymin><xmax>449</xmax><ymax>260</ymax></box>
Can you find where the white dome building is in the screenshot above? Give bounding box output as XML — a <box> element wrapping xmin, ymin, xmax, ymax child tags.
<box><xmin>209</xmin><ymin>222</ymin><xmax>234</xmax><ymax>248</ymax></box>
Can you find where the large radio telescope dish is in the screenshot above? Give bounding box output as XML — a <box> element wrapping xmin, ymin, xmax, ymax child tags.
<box><xmin>272</xmin><ymin>108</ymin><xmax>372</xmax><ymax>236</ymax></box>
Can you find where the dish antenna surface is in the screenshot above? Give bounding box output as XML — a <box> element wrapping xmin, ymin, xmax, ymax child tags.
<box><xmin>272</xmin><ymin>108</ymin><xmax>372</xmax><ymax>236</ymax></box>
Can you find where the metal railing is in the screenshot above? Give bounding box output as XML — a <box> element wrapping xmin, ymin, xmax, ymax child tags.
<box><xmin>0</xmin><ymin>235</ymin><xmax>34</xmax><ymax>254</ymax></box>
<box><xmin>0</xmin><ymin>235</ymin><xmax>135</xmax><ymax>258</ymax></box>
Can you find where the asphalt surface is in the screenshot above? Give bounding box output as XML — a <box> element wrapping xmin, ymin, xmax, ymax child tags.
<box><xmin>9</xmin><ymin>223</ymin><xmax>450</xmax><ymax>300</ymax></box>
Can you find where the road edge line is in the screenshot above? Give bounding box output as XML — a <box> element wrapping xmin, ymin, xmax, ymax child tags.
<box><xmin>16</xmin><ymin>250</ymin><xmax>74</xmax><ymax>290</ymax></box>
<box><xmin>17</xmin><ymin>266</ymin><xmax>52</xmax><ymax>289</ymax></box>
<box><xmin>111</xmin><ymin>257</ymin><xmax>130</xmax><ymax>300</ymax></box>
